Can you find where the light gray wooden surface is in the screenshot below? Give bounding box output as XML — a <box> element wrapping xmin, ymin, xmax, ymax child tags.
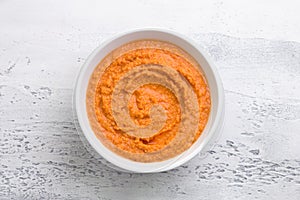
<box><xmin>0</xmin><ymin>0</ymin><xmax>299</xmax><ymax>199</ymax></box>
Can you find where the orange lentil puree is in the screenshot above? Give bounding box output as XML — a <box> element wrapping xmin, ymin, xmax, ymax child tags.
<box><xmin>86</xmin><ymin>40</ymin><xmax>211</xmax><ymax>162</ymax></box>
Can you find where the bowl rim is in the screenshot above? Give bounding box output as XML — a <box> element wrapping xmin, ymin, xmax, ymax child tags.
<box><xmin>74</xmin><ymin>28</ymin><xmax>224</xmax><ymax>173</ymax></box>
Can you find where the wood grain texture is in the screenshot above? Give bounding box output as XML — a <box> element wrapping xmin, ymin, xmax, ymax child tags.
<box><xmin>1</xmin><ymin>0</ymin><xmax>300</xmax><ymax>199</ymax></box>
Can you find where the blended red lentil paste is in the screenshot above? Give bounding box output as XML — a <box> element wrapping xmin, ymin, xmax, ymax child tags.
<box><xmin>86</xmin><ymin>40</ymin><xmax>211</xmax><ymax>162</ymax></box>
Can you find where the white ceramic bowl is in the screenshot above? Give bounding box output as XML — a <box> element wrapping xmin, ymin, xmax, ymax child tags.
<box><xmin>74</xmin><ymin>28</ymin><xmax>224</xmax><ymax>173</ymax></box>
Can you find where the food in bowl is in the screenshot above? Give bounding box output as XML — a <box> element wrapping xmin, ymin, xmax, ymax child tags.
<box><xmin>86</xmin><ymin>39</ymin><xmax>211</xmax><ymax>162</ymax></box>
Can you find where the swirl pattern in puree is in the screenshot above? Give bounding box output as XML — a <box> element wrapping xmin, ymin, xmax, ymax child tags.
<box><xmin>86</xmin><ymin>40</ymin><xmax>211</xmax><ymax>162</ymax></box>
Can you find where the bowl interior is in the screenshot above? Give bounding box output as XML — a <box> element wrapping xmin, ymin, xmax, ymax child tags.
<box><xmin>75</xmin><ymin>29</ymin><xmax>223</xmax><ymax>173</ymax></box>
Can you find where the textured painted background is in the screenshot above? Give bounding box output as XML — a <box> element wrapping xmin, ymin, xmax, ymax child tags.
<box><xmin>0</xmin><ymin>0</ymin><xmax>299</xmax><ymax>199</ymax></box>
